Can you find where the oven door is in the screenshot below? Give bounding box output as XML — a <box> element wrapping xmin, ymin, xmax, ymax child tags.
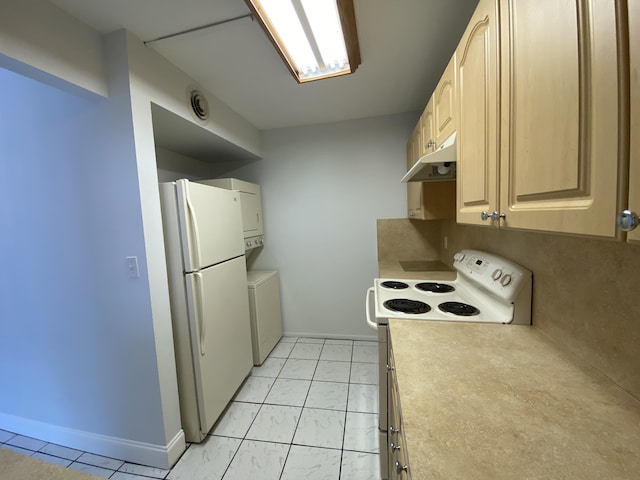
<box><xmin>366</xmin><ymin>286</ymin><xmax>390</xmax><ymax>479</ymax></box>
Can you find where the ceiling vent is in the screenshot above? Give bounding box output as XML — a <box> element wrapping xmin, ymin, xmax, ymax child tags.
<box><xmin>189</xmin><ymin>90</ymin><xmax>209</xmax><ymax>121</ymax></box>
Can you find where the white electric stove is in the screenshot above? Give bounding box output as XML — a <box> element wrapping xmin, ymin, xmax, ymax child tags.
<box><xmin>371</xmin><ymin>249</ymin><xmax>532</xmax><ymax>326</ymax></box>
<box><xmin>367</xmin><ymin>249</ymin><xmax>533</xmax><ymax>480</ymax></box>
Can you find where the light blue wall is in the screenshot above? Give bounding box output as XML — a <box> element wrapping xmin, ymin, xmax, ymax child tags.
<box><xmin>0</xmin><ymin>4</ymin><xmax>262</xmax><ymax>466</ymax></box>
<box><xmin>228</xmin><ymin>113</ymin><xmax>416</xmax><ymax>339</ymax></box>
<box><xmin>0</xmin><ymin>64</ymin><xmax>176</xmax><ymax>460</ymax></box>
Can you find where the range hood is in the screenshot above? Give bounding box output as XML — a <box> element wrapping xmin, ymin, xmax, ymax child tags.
<box><xmin>401</xmin><ymin>132</ymin><xmax>457</xmax><ymax>182</ymax></box>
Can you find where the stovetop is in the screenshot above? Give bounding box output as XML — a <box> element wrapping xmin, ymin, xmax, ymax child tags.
<box><xmin>373</xmin><ymin>250</ymin><xmax>533</xmax><ymax>325</ymax></box>
<box><xmin>374</xmin><ymin>277</ymin><xmax>514</xmax><ymax>324</ymax></box>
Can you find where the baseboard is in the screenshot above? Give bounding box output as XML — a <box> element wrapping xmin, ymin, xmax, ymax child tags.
<box><xmin>0</xmin><ymin>412</ymin><xmax>185</xmax><ymax>470</ymax></box>
<box><xmin>283</xmin><ymin>331</ymin><xmax>377</xmax><ymax>342</ymax></box>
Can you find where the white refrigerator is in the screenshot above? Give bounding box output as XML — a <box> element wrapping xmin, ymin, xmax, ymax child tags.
<box><xmin>159</xmin><ymin>179</ymin><xmax>253</xmax><ymax>443</ymax></box>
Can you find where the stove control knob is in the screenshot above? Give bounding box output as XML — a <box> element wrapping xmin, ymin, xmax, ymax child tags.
<box><xmin>491</xmin><ymin>269</ymin><xmax>503</xmax><ymax>281</ymax></box>
<box><xmin>500</xmin><ymin>274</ymin><xmax>512</xmax><ymax>286</ymax></box>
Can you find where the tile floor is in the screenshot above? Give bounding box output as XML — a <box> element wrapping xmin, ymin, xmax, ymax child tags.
<box><xmin>0</xmin><ymin>336</ymin><xmax>381</xmax><ymax>480</ymax></box>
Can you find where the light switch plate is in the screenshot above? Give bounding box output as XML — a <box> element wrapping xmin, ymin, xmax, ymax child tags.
<box><xmin>125</xmin><ymin>256</ymin><xmax>140</xmax><ymax>279</ymax></box>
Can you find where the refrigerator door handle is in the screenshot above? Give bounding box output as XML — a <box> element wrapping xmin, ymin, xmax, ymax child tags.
<box><xmin>193</xmin><ymin>272</ymin><xmax>206</xmax><ymax>355</ymax></box>
<box><xmin>185</xmin><ymin>186</ymin><xmax>201</xmax><ymax>270</ymax></box>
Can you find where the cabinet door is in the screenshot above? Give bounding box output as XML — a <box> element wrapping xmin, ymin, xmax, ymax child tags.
<box><xmin>434</xmin><ymin>54</ymin><xmax>456</xmax><ymax>147</ymax></box>
<box><xmin>421</xmin><ymin>98</ymin><xmax>435</xmax><ymax>155</ymax></box>
<box><xmin>628</xmin><ymin>0</ymin><xmax>640</xmax><ymax>243</ymax></box>
<box><xmin>406</xmin><ymin>123</ymin><xmax>423</xmax><ymax>218</ymax></box>
<box><xmin>406</xmin><ymin>104</ymin><xmax>456</xmax><ymax>221</ymax></box>
<box><xmin>456</xmin><ymin>0</ymin><xmax>500</xmax><ymax>226</ymax></box>
<box><xmin>499</xmin><ymin>0</ymin><xmax>621</xmax><ymax>237</ymax></box>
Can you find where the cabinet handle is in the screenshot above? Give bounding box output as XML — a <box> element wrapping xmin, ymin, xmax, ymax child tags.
<box><xmin>616</xmin><ymin>209</ymin><xmax>639</xmax><ymax>232</ymax></box>
<box><xmin>386</xmin><ymin>364</ymin><xmax>395</xmax><ymax>372</ymax></box>
<box><xmin>481</xmin><ymin>211</ymin><xmax>506</xmax><ymax>222</ymax></box>
<box><xmin>427</xmin><ymin>140</ymin><xmax>436</xmax><ymax>150</ymax></box>
<box><xmin>395</xmin><ymin>461</ymin><xmax>409</xmax><ymax>474</ymax></box>
<box><xmin>490</xmin><ymin>211</ymin><xmax>506</xmax><ymax>222</ymax></box>
<box><xmin>389</xmin><ymin>426</ymin><xmax>400</xmax><ymax>435</ymax></box>
<box><xmin>389</xmin><ymin>442</ymin><xmax>401</xmax><ymax>453</ymax></box>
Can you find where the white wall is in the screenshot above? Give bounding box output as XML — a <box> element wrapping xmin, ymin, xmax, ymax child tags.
<box><xmin>0</xmin><ymin>0</ymin><xmax>107</xmax><ymax>97</ymax></box>
<box><xmin>155</xmin><ymin>147</ymin><xmax>249</xmax><ymax>182</ymax></box>
<box><xmin>227</xmin><ymin>113</ymin><xmax>416</xmax><ymax>339</ymax></box>
<box><xmin>120</xmin><ymin>28</ymin><xmax>264</xmax><ymax>448</ymax></box>
<box><xmin>124</xmin><ymin>30</ymin><xmax>261</xmax><ymax>159</ymax></box>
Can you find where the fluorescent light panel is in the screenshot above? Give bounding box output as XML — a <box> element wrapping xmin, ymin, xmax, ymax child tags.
<box><xmin>246</xmin><ymin>0</ymin><xmax>360</xmax><ymax>83</ymax></box>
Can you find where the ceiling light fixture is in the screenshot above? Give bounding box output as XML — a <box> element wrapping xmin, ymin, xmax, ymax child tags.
<box><xmin>245</xmin><ymin>0</ymin><xmax>361</xmax><ymax>83</ymax></box>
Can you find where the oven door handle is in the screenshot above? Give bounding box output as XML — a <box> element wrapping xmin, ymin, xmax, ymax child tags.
<box><xmin>365</xmin><ymin>287</ymin><xmax>378</xmax><ymax>330</ymax></box>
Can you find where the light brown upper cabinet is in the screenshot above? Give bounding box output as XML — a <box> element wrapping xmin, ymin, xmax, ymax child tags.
<box><xmin>406</xmin><ymin>99</ymin><xmax>456</xmax><ymax>220</ymax></box>
<box><xmin>627</xmin><ymin>0</ymin><xmax>640</xmax><ymax>243</ymax></box>
<box><xmin>456</xmin><ymin>0</ymin><xmax>500</xmax><ymax>226</ymax></box>
<box><xmin>406</xmin><ymin>121</ymin><xmax>424</xmax><ymax>219</ymax></box>
<box><xmin>434</xmin><ymin>54</ymin><xmax>457</xmax><ymax>147</ymax></box>
<box><xmin>458</xmin><ymin>0</ymin><xmax>627</xmax><ymax>238</ymax></box>
<box><xmin>496</xmin><ymin>0</ymin><xmax>622</xmax><ymax>237</ymax></box>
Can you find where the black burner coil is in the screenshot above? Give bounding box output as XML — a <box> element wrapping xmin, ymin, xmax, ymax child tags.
<box><xmin>384</xmin><ymin>299</ymin><xmax>431</xmax><ymax>314</ymax></box>
<box><xmin>438</xmin><ymin>301</ymin><xmax>480</xmax><ymax>316</ymax></box>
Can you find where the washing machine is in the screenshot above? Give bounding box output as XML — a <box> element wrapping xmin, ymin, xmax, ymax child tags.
<box><xmin>246</xmin><ymin>270</ymin><xmax>282</xmax><ymax>365</ymax></box>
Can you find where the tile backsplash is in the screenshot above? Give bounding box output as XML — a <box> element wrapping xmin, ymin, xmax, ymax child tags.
<box><xmin>377</xmin><ymin>218</ymin><xmax>640</xmax><ymax>400</ymax></box>
<box><xmin>376</xmin><ymin>218</ymin><xmax>440</xmax><ymax>263</ymax></box>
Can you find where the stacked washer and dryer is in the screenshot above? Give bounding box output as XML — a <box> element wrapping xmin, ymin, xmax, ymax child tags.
<box><xmin>198</xmin><ymin>178</ymin><xmax>283</xmax><ymax>365</ymax></box>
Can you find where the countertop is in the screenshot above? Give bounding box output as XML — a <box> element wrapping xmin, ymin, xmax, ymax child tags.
<box><xmin>388</xmin><ymin>320</ymin><xmax>640</xmax><ymax>480</ymax></box>
<box><xmin>377</xmin><ymin>260</ymin><xmax>455</xmax><ymax>280</ymax></box>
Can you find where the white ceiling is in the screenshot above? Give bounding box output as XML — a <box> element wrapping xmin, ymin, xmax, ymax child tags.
<box><xmin>50</xmin><ymin>0</ymin><xmax>478</xmax><ymax>130</ymax></box>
